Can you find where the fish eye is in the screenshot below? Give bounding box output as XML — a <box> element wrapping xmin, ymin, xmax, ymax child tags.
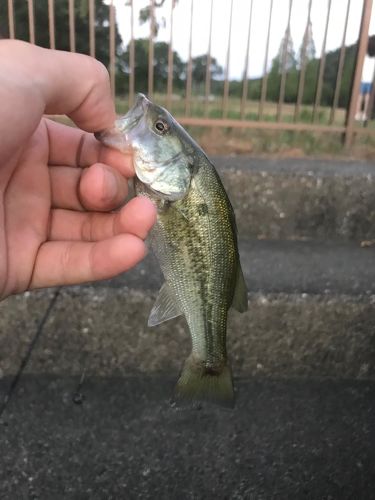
<box><xmin>154</xmin><ymin>119</ymin><xmax>169</xmax><ymax>134</ymax></box>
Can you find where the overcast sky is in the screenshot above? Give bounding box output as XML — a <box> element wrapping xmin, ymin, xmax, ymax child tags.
<box><xmin>114</xmin><ymin>0</ymin><xmax>375</xmax><ymax>80</ymax></box>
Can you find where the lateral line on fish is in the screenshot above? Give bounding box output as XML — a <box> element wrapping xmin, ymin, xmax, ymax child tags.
<box><xmin>192</xmin><ymin>177</ymin><xmax>215</xmax><ymax>366</ymax></box>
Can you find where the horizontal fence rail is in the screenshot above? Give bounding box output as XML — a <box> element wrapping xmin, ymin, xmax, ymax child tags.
<box><xmin>2</xmin><ymin>0</ymin><xmax>374</xmax><ymax>147</ymax></box>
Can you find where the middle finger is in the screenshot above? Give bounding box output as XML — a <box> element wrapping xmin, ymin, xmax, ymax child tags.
<box><xmin>50</xmin><ymin>163</ymin><xmax>129</xmax><ymax>211</ymax></box>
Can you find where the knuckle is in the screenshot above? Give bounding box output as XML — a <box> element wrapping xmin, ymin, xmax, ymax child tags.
<box><xmin>81</xmin><ymin>216</ymin><xmax>93</xmax><ymax>241</ymax></box>
<box><xmin>60</xmin><ymin>242</ymin><xmax>73</xmax><ymax>272</ymax></box>
<box><xmin>87</xmin><ymin>56</ymin><xmax>110</xmax><ymax>88</ymax></box>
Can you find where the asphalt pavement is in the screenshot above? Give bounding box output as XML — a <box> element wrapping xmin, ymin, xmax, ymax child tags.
<box><xmin>1</xmin><ymin>156</ymin><xmax>375</xmax><ymax>499</ymax></box>
<box><xmin>0</xmin><ymin>375</ymin><xmax>374</xmax><ymax>499</ymax></box>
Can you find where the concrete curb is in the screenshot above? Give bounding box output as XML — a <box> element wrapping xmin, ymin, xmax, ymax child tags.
<box><xmin>213</xmin><ymin>157</ymin><xmax>375</xmax><ymax>241</ymax></box>
<box><xmin>1</xmin><ymin>288</ymin><xmax>373</xmax><ymax>380</ymax></box>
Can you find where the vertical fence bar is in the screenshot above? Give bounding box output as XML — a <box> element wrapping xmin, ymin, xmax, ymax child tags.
<box><xmin>27</xmin><ymin>0</ymin><xmax>35</xmax><ymax>44</ymax></box>
<box><xmin>277</xmin><ymin>0</ymin><xmax>293</xmax><ymax>122</ymax></box>
<box><xmin>204</xmin><ymin>0</ymin><xmax>214</xmax><ymax>117</ymax></box>
<box><xmin>185</xmin><ymin>0</ymin><xmax>194</xmax><ymax>116</ymax></box>
<box><xmin>329</xmin><ymin>0</ymin><xmax>351</xmax><ymax>124</ymax></box>
<box><xmin>109</xmin><ymin>0</ymin><xmax>116</xmax><ymax>98</ymax></box>
<box><xmin>294</xmin><ymin>0</ymin><xmax>312</xmax><ymax>122</ymax></box>
<box><xmin>129</xmin><ymin>0</ymin><xmax>135</xmax><ymax>107</ymax></box>
<box><xmin>166</xmin><ymin>0</ymin><xmax>175</xmax><ymax>110</ymax></box>
<box><xmin>312</xmin><ymin>0</ymin><xmax>332</xmax><ymax>122</ymax></box>
<box><xmin>259</xmin><ymin>0</ymin><xmax>273</xmax><ymax>120</ymax></box>
<box><xmin>148</xmin><ymin>0</ymin><xmax>155</xmax><ymax>99</ymax></box>
<box><xmin>89</xmin><ymin>0</ymin><xmax>95</xmax><ymax>57</ymax></box>
<box><xmin>345</xmin><ymin>0</ymin><xmax>373</xmax><ymax>147</ymax></box>
<box><xmin>367</xmin><ymin>66</ymin><xmax>375</xmax><ymax>120</ymax></box>
<box><xmin>241</xmin><ymin>0</ymin><xmax>253</xmax><ymax>120</ymax></box>
<box><xmin>222</xmin><ymin>0</ymin><xmax>234</xmax><ymax>118</ymax></box>
<box><xmin>48</xmin><ymin>0</ymin><xmax>55</xmax><ymax>49</ymax></box>
<box><xmin>69</xmin><ymin>0</ymin><xmax>76</xmax><ymax>52</ymax></box>
<box><xmin>7</xmin><ymin>0</ymin><xmax>15</xmax><ymax>39</ymax></box>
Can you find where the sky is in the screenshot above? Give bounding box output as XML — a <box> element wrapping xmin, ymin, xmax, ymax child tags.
<box><xmin>114</xmin><ymin>0</ymin><xmax>375</xmax><ymax>80</ymax></box>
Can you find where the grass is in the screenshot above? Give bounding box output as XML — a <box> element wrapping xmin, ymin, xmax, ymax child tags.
<box><xmin>49</xmin><ymin>94</ymin><xmax>375</xmax><ymax>160</ymax></box>
<box><xmin>187</xmin><ymin>126</ymin><xmax>375</xmax><ymax>160</ymax></box>
<box><xmin>114</xmin><ymin>94</ymin><xmax>375</xmax><ymax>159</ymax></box>
<box><xmin>116</xmin><ymin>94</ymin><xmax>348</xmax><ymax>127</ymax></box>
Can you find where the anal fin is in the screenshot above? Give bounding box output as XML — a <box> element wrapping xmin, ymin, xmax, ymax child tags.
<box><xmin>148</xmin><ymin>283</ymin><xmax>182</xmax><ymax>327</ymax></box>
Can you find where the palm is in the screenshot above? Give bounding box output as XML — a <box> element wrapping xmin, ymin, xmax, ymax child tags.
<box><xmin>2</xmin><ymin>121</ymin><xmax>50</xmax><ymax>296</ymax></box>
<box><xmin>0</xmin><ymin>119</ymin><xmax>156</xmax><ymax>299</ymax></box>
<box><xmin>0</xmin><ymin>41</ymin><xmax>156</xmax><ymax>300</ymax></box>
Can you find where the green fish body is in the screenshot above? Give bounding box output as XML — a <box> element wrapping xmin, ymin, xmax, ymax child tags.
<box><xmin>96</xmin><ymin>94</ymin><xmax>247</xmax><ymax>407</ymax></box>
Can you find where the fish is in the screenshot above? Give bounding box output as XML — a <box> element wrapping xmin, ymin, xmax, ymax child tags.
<box><xmin>95</xmin><ymin>93</ymin><xmax>248</xmax><ymax>408</ymax></box>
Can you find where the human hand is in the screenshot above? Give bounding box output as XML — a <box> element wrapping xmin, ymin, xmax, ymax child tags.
<box><xmin>0</xmin><ymin>40</ymin><xmax>156</xmax><ymax>300</ymax></box>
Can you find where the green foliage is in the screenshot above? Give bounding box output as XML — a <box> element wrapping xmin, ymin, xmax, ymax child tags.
<box><xmin>139</xmin><ymin>0</ymin><xmax>174</xmax><ymax>38</ymax></box>
<box><xmin>302</xmin><ymin>59</ymin><xmax>319</xmax><ymax>104</ymax></box>
<box><xmin>191</xmin><ymin>55</ymin><xmax>223</xmax><ymax>84</ymax></box>
<box><xmin>298</xmin><ymin>21</ymin><xmax>316</xmax><ymax>67</ymax></box>
<box><xmin>277</xmin><ymin>28</ymin><xmax>297</xmax><ymax>72</ymax></box>
<box><xmin>116</xmin><ymin>39</ymin><xmax>224</xmax><ymax>97</ymax></box>
<box><xmin>227</xmin><ymin>43</ymin><xmax>356</xmax><ymax>111</ymax></box>
<box><xmin>0</xmin><ymin>0</ymin><xmax>357</xmax><ymax>112</ymax></box>
<box><xmin>0</xmin><ymin>0</ymin><xmax>122</xmax><ymax>67</ymax></box>
<box><xmin>332</xmin><ymin>44</ymin><xmax>357</xmax><ymax>108</ymax></box>
<box><xmin>116</xmin><ymin>39</ymin><xmax>185</xmax><ymax>95</ymax></box>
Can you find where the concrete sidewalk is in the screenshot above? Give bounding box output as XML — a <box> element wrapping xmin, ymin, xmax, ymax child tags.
<box><xmin>0</xmin><ymin>375</ymin><xmax>374</xmax><ymax>499</ymax></box>
<box><xmin>1</xmin><ymin>156</ymin><xmax>375</xmax><ymax>499</ymax></box>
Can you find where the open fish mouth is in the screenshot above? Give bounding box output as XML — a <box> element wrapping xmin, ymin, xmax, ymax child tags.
<box><xmin>117</xmin><ymin>93</ymin><xmax>150</xmax><ymax>133</ymax></box>
<box><xmin>94</xmin><ymin>93</ymin><xmax>150</xmax><ymax>151</ymax></box>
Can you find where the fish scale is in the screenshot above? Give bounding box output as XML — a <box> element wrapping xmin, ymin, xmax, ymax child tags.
<box><xmin>96</xmin><ymin>93</ymin><xmax>248</xmax><ymax>407</ymax></box>
<box><xmin>152</xmin><ymin>174</ymin><xmax>231</xmax><ymax>354</ymax></box>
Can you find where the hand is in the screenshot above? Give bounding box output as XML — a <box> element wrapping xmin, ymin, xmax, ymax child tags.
<box><xmin>0</xmin><ymin>40</ymin><xmax>156</xmax><ymax>300</ymax></box>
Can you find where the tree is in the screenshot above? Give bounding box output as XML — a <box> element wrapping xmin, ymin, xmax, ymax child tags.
<box><xmin>276</xmin><ymin>27</ymin><xmax>297</xmax><ymax>74</ymax></box>
<box><xmin>263</xmin><ymin>28</ymin><xmax>297</xmax><ymax>103</ymax></box>
<box><xmin>138</xmin><ymin>0</ymin><xmax>178</xmax><ymax>38</ymax></box>
<box><xmin>298</xmin><ymin>20</ymin><xmax>316</xmax><ymax>68</ymax></box>
<box><xmin>298</xmin><ymin>44</ymin><xmax>356</xmax><ymax>108</ymax></box>
<box><xmin>191</xmin><ymin>55</ymin><xmax>223</xmax><ymax>86</ymax></box>
<box><xmin>0</xmin><ymin>0</ymin><xmax>122</xmax><ymax>68</ymax></box>
<box><xmin>117</xmin><ymin>39</ymin><xmax>185</xmax><ymax>95</ymax></box>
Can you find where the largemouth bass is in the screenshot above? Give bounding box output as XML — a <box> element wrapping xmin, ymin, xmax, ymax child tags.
<box><xmin>96</xmin><ymin>94</ymin><xmax>247</xmax><ymax>407</ymax></box>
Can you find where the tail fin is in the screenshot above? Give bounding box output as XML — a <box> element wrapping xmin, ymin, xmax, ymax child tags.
<box><xmin>174</xmin><ymin>356</ymin><xmax>235</xmax><ymax>408</ymax></box>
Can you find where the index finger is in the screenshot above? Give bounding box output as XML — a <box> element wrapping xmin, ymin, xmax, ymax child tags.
<box><xmin>2</xmin><ymin>40</ymin><xmax>116</xmax><ymax>132</ymax></box>
<box><xmin>45</xmin><ymin>119</ymin><xmax>134</xmax><ymax>177</ymax></box>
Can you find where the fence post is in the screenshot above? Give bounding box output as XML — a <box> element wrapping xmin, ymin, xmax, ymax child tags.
<box><xmin>109</xmin><ymin>0</ymin><xmax>115</xmax><ymax>98</ymax></box>
<box><xmin>7</xmin><ymin>0</ymin><xmax>15</xmax><ymax>38</ymax></box>
<box><xmin>367</xmin><ymin>66</ymin><xmax>375</xmax><ymax>120</ymax></box>
<box><xmin>344</xmin><ymin>0</ymin><xmax>373</xmax><ymax>148</ymax></box>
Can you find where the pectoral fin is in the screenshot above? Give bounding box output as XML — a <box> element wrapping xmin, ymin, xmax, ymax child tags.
<box><xmin>231</xmin><ymin>265</ymin><xmax>248</xmax><ymax>313</ymax></box>
<box><xmin>148</xmin><ymin>283</ymin><xmax>183</xmax><ymax>327</ymax></box>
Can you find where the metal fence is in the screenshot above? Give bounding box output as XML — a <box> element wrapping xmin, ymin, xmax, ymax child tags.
<box><xmin>4</xmin><ymin>0</ymin><xmax>375</xmax><ymax>147</ymax></box>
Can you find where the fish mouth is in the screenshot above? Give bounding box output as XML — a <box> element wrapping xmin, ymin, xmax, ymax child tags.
<box><xmin>117</xmin><ymin>93</ymin><xmax>150</xmax><ymax>133</ymax></box>
<box><xmin>94</xmin><ymin>93</ymin><xmax>150</xmax><ymax>152</ymax></box>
